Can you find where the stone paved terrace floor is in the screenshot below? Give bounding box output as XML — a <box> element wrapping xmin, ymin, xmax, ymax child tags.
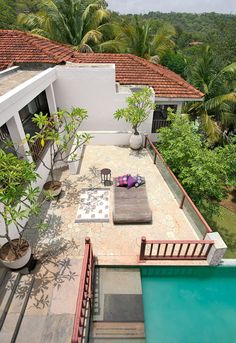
<box><xmin>0</xmin><ymin>145</ymin><xmax>208</xmax><ymax>343</ymax></box>
<box><xmin>31</xmin><ymin>145</ymin><xmax>204</xmax><ymax>266</ymax></box>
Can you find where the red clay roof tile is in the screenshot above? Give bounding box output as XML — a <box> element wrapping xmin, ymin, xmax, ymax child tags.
<box><xmin>0</xmin><ymin>30</ymin><xmax>204</xmax><ymax>99</ymax></box>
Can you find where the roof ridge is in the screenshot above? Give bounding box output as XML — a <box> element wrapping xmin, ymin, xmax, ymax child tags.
<box><xmin>127</xmin><ymin>54</ymin><xmax>204</xmax><ymax>97</ymax></box>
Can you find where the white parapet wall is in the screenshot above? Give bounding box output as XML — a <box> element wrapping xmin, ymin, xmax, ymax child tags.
<box><xmin>53</xmin><ymin>64</ymin><xmax>154</xmax><ymax>135</ymax></box>
<box><xmin>205</xmin><ymin>232</ymin><xmax>227</xmax><ymax>265</ymax></box>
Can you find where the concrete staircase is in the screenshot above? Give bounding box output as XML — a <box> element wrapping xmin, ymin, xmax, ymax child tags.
<box><xmin>89</xmin><ymin>268</ymin><xmax>146</xmax><ymax>342</ymax></box>
<box><xmin>0</xmin><ymin>267</ymin><xmax>35</xmax><ymax>343</ymax></box>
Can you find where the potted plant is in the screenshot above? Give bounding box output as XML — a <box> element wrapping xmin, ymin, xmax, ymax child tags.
<box><xmin>28</xmin><ymin>107</ymin><xmax>91</xmax><ymax>197</ymax></box>
<box><xmin>0</xmin><ymin>149</ymin><xmax>40</xmax><ymax>269</ymax></box>
<box><xmin>114</xmin><ymin>87</ymin><xmax>155</xmax><ymax>149</ymax></box>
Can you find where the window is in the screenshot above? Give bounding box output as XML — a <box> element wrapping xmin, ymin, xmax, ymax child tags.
<box><xmin>0</xmin><ymin>124</ymin><xmax>16</xmax><ymax>155</ymax></box>
<box><xmin>152</xmin><ymin>104</ymin><xmax>177</xmax><ymax>133</ymax></box>
<box><xmin>19</xmin><ymin>91</ymin><xmax>50</xmax><ymax>136</ymax></box>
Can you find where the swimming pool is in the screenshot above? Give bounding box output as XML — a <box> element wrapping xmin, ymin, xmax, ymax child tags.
<box><xmin>141</xmin><ymin>266</ymin><xmax>236</xmax><ymax>343</ymax></box>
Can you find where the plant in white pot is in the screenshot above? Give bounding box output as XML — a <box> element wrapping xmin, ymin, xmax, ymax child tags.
<box><xmin>0</xmin><ymin>149</ymin><xmax>40</xmax><ymax>269</ymax></box>
<box><xmin>27</xmin><ymin>107</ymin><xmax>91</xmax><ymax>197</ymax></box>
<box><xmin>114</xmin><ymin>87</ymin><xmax>155</xmax><ymax>149</ymax></box>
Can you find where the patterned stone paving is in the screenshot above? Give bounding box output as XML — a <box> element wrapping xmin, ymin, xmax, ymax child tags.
<box><xmin>29</xmin><ymin>145</ymin><xmax>201</xmax><ymax>265</ymax></box>
<box><xmin>0</xmin><ymin>145</ymin><xmax>208</xmax><ymax>343</ymax></box>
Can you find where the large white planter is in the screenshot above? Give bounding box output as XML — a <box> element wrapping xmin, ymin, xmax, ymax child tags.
<box><xmin>130</xmin><ymin>133</ymin><xmax>143</xmax><ymax>150</ymax></box>
<box><xmin>0</xmin><ymin>241</ymin><xmax>32</xmax><ymax>270</ymax></box>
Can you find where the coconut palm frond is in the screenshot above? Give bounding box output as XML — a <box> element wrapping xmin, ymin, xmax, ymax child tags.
<box><xmin>218</xmin><ymin>62</ymin><xmax>236</xmax><ymax>76</ymax></box>
<box><xmin>98</xmin><ymin>39</ymin><xmax>123</xmax><ymax>52</ymax></box>
<box><xmin>81</xmin><ymin>29</ymin><xmax>103</xmax><ymax>45</ymax></box>
<box><xmin>149</xmin><ymin>55</ymin><xmax>160</xmax><ymax>64</ymax></box>
<box><xmin>220</xmin><ymin>111</ymin><xmax>236</xmax><ymax>127</ymax></box>
<box><xmin>75</xmin><ymin>43</ymin><xmax>94</xmax><ymax>53</ymax></box>
<box><xmin>17</xmin><ymin>0</ymin><xmax>112</xmax><ymax>49</ymax></box>
<box><xmin>204</xmin><ymin>92</ymin><xmax>236</xmax><ymax>111</ymax></box>
<box><xmin>201</xmin><ymin>112</ymin><xmax>221</xmax><ymax>144</ymax></box>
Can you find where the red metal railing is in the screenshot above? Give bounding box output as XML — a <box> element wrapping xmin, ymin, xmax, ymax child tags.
<box><xmin>139</xmin><ymin>237</ymin><xmax>214</xmax><ymax>261</ymax></box>
<box><xmin>71</xmin><ymin>238</ymin><xmax>94</xmax><ymax>343</ymax></box>
<box><xmin>144</xmin><ymin>135</ymin><xmax>212</xmax><ymax>234</ymax></box>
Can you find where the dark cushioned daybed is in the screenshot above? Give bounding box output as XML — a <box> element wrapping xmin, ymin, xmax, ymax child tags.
<box><xmin>113</xmin><ymin>183</ymin><xmax>152</xmax><ymax>224</ymax></box>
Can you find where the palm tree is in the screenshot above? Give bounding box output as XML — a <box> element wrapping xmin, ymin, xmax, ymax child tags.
<box><xmin>17</xmin><ymin>0</ymin><xmax>111</xmax><ymax>52</ymax></box>
<box><xmin>186</xmin><ymin>45</ymin><xmax>236</xmax><ymax>144</ymax></box>
<box><xmin>108</xmin><ymin>16</ymin><xmax>176</xmax><ymax>62</ymax></box>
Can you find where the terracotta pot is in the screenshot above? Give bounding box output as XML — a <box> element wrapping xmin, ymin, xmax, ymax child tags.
<box><xmin>43</xmin><ymin>180</ymin><xmax>62</xmax><ymax>197</ymax></box>
<box><xmin>130</xmin><ymin>133</ymin><xmax>143</xmax><ymax>150</ymax></box>
<box><xmin>0</xmin><ymin>239</ymin><xmax>31</xmax><ymax>270</ymax></box>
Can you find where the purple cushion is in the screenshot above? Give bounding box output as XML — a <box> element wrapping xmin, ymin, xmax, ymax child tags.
<box><xmin>135</xmin><ymin>175</ymin><xmax>145</xmax><ymax>188</ymax></box>
<box><xmin>115</xmin><ymin>174</ymin><xmax>129</xmax><ymax>187</ymax></box>
<box><xmin>127</xmin><ymin>175</ymin><xmax>137</xmax><ymax>189</ymax></box>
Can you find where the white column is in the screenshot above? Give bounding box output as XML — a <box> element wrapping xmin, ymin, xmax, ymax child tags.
<box><xmin>177</xmin><ymin>102</ymin><xmax>182</xmax><ymax>114</ymax></box>
<box><xmin>205</xmin><ymin>232</ymin><xmax>227</xmax><ymax>265</ymax></box>
<box><xmin>6</xmin><ymin>114</ymin><xmax>32</xmax><ymax>162</ymax></box>
<box><xmin>45</xmin><ymin>83</ymin><xmax>57</xmax><ymax>114</ymax></box>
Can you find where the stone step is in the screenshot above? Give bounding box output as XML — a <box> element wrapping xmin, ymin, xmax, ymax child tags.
<box><xmin>0</xmin><ymin>272</ymin><xmax>34</xmax><ymax>342</ymax></box>
<box><xmin>0</xmin><ymin>271</ymin><xmax>19</xmax><ymax>325</ymax></box>
<box><xmin>0</xmin><ymin>268</ymin><xmax>7</xmax><ymax>287</ymax></box>
<box><xmin>92</xmin><ymin>322</ymin><xmax>145</xmax><ymax>339</ymax></box>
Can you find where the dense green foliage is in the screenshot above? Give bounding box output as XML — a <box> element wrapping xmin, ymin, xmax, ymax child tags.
<box><xmin>185</xmin><ymin>45</ymin><xmax>236</xmax><ymax>144</ymax></box>
<box><xmin>158</xmin><ymin>112</ymin><xmax>236</xmax><ymax>220</ymax></box>
<box><xmin>109</xmin><ymin>16</ymin><xmax>176</xmax><ymax>61</ymax></box>
<box><xmin>0</xmin><ymin>149</ymin><xmax>40</xmax><ymax>256</ymax></box>
<box><xmin>0</xmin><ymin>0</ymin><xmax>16</xmax><ymax>29</ymax></box>
<box><xmin>143</xmin><ymin>12</ymin><xmax>236</xmax><ymax>68</ymax></box>
<box><xmin>17</xmin><ymin>0</ymin><xmax>112</xmax><ymax>51</ymax></box>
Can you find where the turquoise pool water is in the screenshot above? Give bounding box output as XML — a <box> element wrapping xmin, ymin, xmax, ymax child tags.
<box><xmin>141</xmin><ymin>266</ymin><xmax>236</xmax><ymax>343</ymax></box>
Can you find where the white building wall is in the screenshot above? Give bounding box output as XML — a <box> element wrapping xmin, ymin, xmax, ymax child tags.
<box><xmin>0</xmin><ymin>68</ymin><xmax>57</xmax><ymax>244</ymax></box>
<box><xmin>53</xmin><ymin>65</ymin><xmax>154</xmax><ymax>139</ymax></box>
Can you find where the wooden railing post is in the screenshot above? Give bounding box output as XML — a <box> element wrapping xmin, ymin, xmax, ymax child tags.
<box><xmin>139</xmin><ymin>236</ymin><xmax>146</xmax><ymax>260</ymax></box>
<box><xmin>85</xmin><ymin>237</ymin><xmax>91</xmax><ymax>245</ymax></box>
<box><xmin>144</xmin><ymin>135</ymin><xmax>148</xmax><ymax>148</ymax></box>
<box><xmin>154</xmin><ymin>153</ymin><xmax>157</xmax><ymax>164</ymax></box>
<box><xmin>180</xmin><ymin>194</ymin><xmax>186</xmax><ymax>209</ymax></box>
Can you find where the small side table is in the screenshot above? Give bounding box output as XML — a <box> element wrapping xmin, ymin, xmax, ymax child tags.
<box><xmin>101</xmin><ymin>168</ymin><xmax>111</xmax><ymax>186</ymax></box>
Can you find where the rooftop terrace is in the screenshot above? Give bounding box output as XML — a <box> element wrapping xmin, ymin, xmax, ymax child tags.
<box><xmin>31</xmin><ymin>145</ymin><xmax>208</xmax><ymax>266</ymax></box>
<box><xmin>0</xmin><ymin>144</ymin><xmax>218</xmax><ymax>342</ymax></box>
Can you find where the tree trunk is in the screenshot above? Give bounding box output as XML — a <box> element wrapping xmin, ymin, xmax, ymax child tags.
<box><xmin>133</xmin><ymin>125</ymin><xmax>139</xmax><ymax>135</ymax></box>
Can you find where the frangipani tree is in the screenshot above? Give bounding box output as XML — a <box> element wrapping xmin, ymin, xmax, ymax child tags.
<box><xmin>114</xmin><ymin>87</ymin><xmax>155</xmax><ymax>135</ymax></box>
<box><xmin>0</xmin><ymin>149</ymin><xmax>40</xmax><ymax>260</ymax></box>
<box><xmin>114</xmin><ymin>87</ymin><xmax>155</xmax><ymax>149</ymax></box>
<box><xmin>27</xmin><ymin>107</ymin><xmax>91</xmax><ymax>194</ymax></box>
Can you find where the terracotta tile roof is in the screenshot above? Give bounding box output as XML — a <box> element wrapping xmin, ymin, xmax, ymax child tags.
<box><xmin>72</xmin><ymin>53</ymin><xmax>204</xmax><ymax>99</ymax></box>
<box><xmin>0</xmin><ymin>30</ymin><xmax>203</xmax><ymax>99</ymax></box>
<box><xmin>0</xmin><ymin>30</ymin><xmax>75</xmax><ymax>68</ymax></box>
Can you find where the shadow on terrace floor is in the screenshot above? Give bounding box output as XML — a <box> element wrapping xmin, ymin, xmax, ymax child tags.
<box><xmin>19</xmin><ymin>167</ymin><xmax>81</xmax><ymax>310</ymax></box>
